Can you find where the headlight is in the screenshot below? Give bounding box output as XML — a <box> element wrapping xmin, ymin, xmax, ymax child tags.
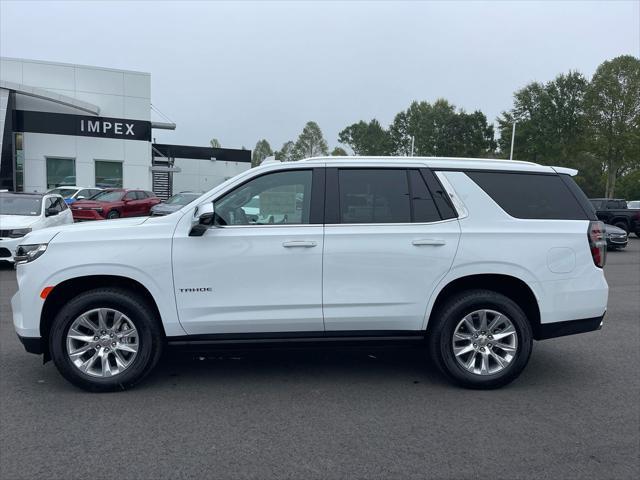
<box><xmin>9</xmin><ymin>228</ymin><xmax>32</xmax><ymax>238</ymax></box>
<box><xmin>14</xmin><ymin>244</ymin><xmax>48</xmax><ymax>264</ymax></box>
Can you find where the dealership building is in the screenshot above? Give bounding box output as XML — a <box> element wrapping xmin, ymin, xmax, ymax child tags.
<box><xmin>0</xmin><ymin>57</ymin><xmax>250</xmax><ymax>197</ymax></box>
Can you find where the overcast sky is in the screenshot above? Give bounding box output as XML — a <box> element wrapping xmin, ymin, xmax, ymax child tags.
<box><xmin>1</xmin><ymin>0</ymin><xmax>639</xmax><ymax>152</ymax></box>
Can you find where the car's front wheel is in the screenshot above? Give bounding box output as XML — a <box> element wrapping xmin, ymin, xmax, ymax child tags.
<box><xmin>106</xmin><ymin>210</ymin><xmax>120</xmax><ymax>219</ymax></box>
<box><xmin>428</xmin><ymin>289</ymin><xmax>533</xmax><ymax>389</ymax></box>
<box><xmin>49</xmin><ymin>288</ymin><xmax>163</xmax><ymax>392</ymax></box>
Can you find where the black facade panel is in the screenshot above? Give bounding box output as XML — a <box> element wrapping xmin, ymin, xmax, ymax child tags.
<box><xmin>15</xmin><ymin>110</ymin><xmax>151</xmax><ymax>141</ymax></box>
<box><xmin>152</xmin><ymin>143</ymin><xmax>251</xmax><ymax>163</ymax></box>
<box><xmin>0</xmin><ymin>91</ymin><xmax>16</xmax><ymax>190</ymax></box>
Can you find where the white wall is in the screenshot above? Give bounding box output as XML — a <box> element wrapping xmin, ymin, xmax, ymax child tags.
<box><xmin>172</xmin><ymin>158</ymin><xmax>250</xmax><ymax>193</ymax></box>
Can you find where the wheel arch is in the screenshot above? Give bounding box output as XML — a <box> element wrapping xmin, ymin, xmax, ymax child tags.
<box><xmin>40</xmin><ymin>275</ymin><xmax>166</xmax><ymax>360</ymax></box>
<box><xmin>426</xmin><ymin>274</ymin><xmax>542</xmax><ymax>339</ymax></box>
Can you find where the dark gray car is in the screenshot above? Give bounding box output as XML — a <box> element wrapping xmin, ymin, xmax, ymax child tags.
<box><xmin>149</xmin><ymin>192</ymin><xmax>203</xmax><ymax>216</ymax></box>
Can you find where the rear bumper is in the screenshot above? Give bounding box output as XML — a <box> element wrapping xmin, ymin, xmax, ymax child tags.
<box><xmin>535</xmin><ymin>314</ymin><xmax>605</xmax><ymax>340</ymax></box>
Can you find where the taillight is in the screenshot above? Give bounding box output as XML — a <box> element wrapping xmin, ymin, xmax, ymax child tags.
<box><xmin>588</xmin><ymin>220</ymin><xmax>606</xmax><ymax>268</ymax></box>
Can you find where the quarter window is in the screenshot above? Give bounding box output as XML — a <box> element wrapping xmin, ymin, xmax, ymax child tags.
<box><xmin>466</xmin><ymin>171</ymin><xmax>589</xmax><ymax>220</ymax></box>
<box><xmin>409</xmin><ymin>170</ymin><xmax>441</xmax><ymax>223</ymax></box>
<box><xmin>214</xmin><ymin>170</ymin><xmax>312</xmax><ymax>225</ymax></box>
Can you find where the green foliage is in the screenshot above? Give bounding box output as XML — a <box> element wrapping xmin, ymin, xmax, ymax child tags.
<box><xmin>616</xmin><ymin>169</ymin><xmax>640</xmax><ymax>200</ymax></box>
<box><xmin>274</xmin><ymin>141</ymin><xmax>296</xmax><ymax>162</ymax></box>
<box><xmin>209</xmin><ymin>138</ymin><xmax>221</xmax><ymax>148</ymax></box>
<box><xmin>585</xmin><ymin>55</ymin><xmax>640</xmax><ymax>197</ymax></box>
<box><xmin>496</xmin><ymin>71</ymin><xmax>589</xmax><ymax>165</ymax></box>
<box><xmin>338</xmin><ymin>119</ymin><xmax>393</xmax><ymax>155</ymax></box>
<box><xmin>292</xmin><ymin>121</ymin><xmax>329</xmax><ymax>160</ymax></box>
<box><xmin>251</xmin><ymin>139</ymin><xmax>273</xmax><ymax>167</ymax></box>
<box><xmin>497</xmin><ymin>56</ymin><xmax>640</xmax><ymax>198</ymax></box>
<box><xmin>331</xmin><ymin>146</ymin><xmax>348</xmax><ymax>156</ymax></box>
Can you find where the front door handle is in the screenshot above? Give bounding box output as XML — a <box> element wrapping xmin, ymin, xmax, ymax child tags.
<box><xmin>412</xmin><ymin>238</ymin><xmax>446</xmax><ymax>246</ymax></box>
<box><xmin>282</xmin><ymin>240</ymin><xmax>317</xmax><ymax>248</ymax></box>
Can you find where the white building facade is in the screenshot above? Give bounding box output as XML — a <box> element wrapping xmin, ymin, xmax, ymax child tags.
<box><xmin>0</xmin><ymin>57</ymin><xmax>250</xmax><ymax>195</ymax></box>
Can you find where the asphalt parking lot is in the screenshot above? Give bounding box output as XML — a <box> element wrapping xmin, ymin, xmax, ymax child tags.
<box><xmin>1</xmin><ymin>241</ymin><xmax>638</xmax><ymax>480</ymax></box>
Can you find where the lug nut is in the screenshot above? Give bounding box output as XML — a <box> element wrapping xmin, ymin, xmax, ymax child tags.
<box><xmin>480</xmin><ymin>347</ymin><xmax>485</xmax><ymax>352</ymax></box>
<box><xmin>473</xmin><ymin>343</ymin><xmax>478</xmax><ymax>347</ymax></box>
<box><xmin>101</xmin><ymin>330</ymin><xmax>106</xmax><ymax>335</ymax></box>
<box><xmin>481</xmin><ymin>331</ymin><xmax>486</xmax><ymax>335</ymax></box>
<box><xmin>111</xmin><ymin>342</ymin><xmax>116</xmax><ymax>347</ymax></box>
<box><xmin>488</xmin><ymin>335</ymin><xmax>493</xmax><ymax>340</ymax></box>
<box><xmin>109</xmin><ymin>333</ymin><xmax>114</xmax><ymax>338</ymax></box>
<box><xmin>473</xmin><ymin>333</ymin><xmax>479</xmax><ymax>338</ymax></box>
<box><xmin>105</xmin><ymin>347</ymin><xmax>110</xmax><ymax>352</ymax></box>
<box><xmin>94</xmin><ymin>336</ymin><xmax>99</xmax><ymax>341</ymax></box>
<box><xmin>488</xmin><ymin>343</ymin><xmax>492</xmax><ymax>347</ymax></box>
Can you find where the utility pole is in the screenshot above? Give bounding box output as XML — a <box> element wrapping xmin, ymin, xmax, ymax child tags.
<box><xmin>509</xmin><ymin>122</ymin><xmax>516</xmax><ymax>160</ymax></box>
<box><xmin>410</xmin><ymin>136</ymin><xmax>415</xmax><ymax>157</ymax></box>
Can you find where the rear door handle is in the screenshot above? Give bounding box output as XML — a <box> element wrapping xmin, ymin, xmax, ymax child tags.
<box><xmin>282</xmin><ymin>240</ymin><xmax>317</xmax><ymax>248</ymax></box>
<box><xmin>412</xmin><ymin>238</ymin><xmax>446</xmax><ymax>246</ymax></box>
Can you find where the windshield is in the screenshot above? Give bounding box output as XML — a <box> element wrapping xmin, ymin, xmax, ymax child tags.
<box><xmin>48</xmin><ymin>187</ymin><xmax>78</xmax><ymax>198</ymax></box>
<box><xmin>0</xmin><ymin>195</ymin><xmax>42</xmax><ymax>216</ymax></box>
<box><xmin>165</xmin><ymin>193</ymin><xmax>201</xmax><ymax>205</ymax></box>
<box><xmin>90</xmin><ymin>190</ymin><xmax>124</xmax><ymax>202</ymax></box>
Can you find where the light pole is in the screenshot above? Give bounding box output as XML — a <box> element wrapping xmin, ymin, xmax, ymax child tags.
<box><xmin>410</xmin><ymin>136</ymin><xmax>415</xmax><ymax>157</ymax></box>
<box><xmin>509</xmin><ymin>122</ymin><xmax>517</xmax><ymax>160</ymax></box>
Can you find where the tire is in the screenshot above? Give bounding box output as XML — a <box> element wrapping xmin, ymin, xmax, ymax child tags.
<box><xmin>106</xmin><ymin>210</ymin><xmax>120</xmax><ymax>219</ymax></box>
<box><xmin>428</xmin><ymin>289</ymin><xmax>533</xmax><ymax>389</ymax></box>
<box><xmin>613</xmin><ymin>222</ymin><xmax>628</xmax><ymax>233</ymax></box>
<box><xmin>49</xmin><ymin>288</ymin><xmax>163</xmax><ymax>392</ymax></box>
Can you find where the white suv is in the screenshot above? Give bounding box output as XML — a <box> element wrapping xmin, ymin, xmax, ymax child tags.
<box><xmin>11</xmin><ymin>157</ymin><xmax>608</xmax><ymax>391</ymax></box>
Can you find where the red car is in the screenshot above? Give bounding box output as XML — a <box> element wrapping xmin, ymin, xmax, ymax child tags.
<box><xmin>71</xmin><ymin>189</ymin><xmax>161</xmax><ymax>221</ymax></box>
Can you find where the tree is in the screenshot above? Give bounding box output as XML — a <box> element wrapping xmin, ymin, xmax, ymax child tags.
<box><xmin>496</xmin><ymin>71</ymin><xmax>589</xmax><ymax>165</ymax></box>
<box><xmin>331</xmin><ymin>146</ymin><xmax>348</xmax><ymax>156</ymax></box>
<box><xmin>210</xmin><ymin>138</ymin><xmax>221</xmax><ymax>148</ymax></box>
<box><xmin>338</xmin><ymin>119</ymin><xmax>393</xmax><ymax>155</ymax></box>
<box><xmin>274</xmin><ymin>141</ymin><xmax>296</xmax><ymax>162</ymax></box>
<box><xmin>585</xmin><ymin>55</ymin><xmax>640</xmax><ymax>197</ymax></box>
<box><xmin>390</xmin><ymin>99</ymin><xmax>495</xmax><ymax>157</ymax></box>
<box><xmin>292</xmin><ymin>121</ymin><xmax>329</xmax><ymax>159</ymax></box>
<box><xmin>251</xmin><ymin>139</ymin><xmax>273</xmax><ymax>167</ymax></box>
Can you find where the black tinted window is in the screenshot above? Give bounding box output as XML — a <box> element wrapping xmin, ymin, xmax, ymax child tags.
<box><xmin>467</xmin><ymin>172</ymin><xmax>589</xmax><ymax>220</ymax></box>
<box><xmin>338</xmin><ymin>169</ymin><xmax>410</xmax><ymax>223</ymax></box>
<box><xmin>124</xmin><ymin>192</ymin><xmax>136</xmax><ymax>200</ymax></box>
<box><xmin>409</xmin><ymin>170</ymin><xmax>440</xmax><ymax>222</ymax></box>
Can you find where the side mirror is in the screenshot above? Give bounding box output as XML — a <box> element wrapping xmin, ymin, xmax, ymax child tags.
<box><xmin>46</xmin><ymin>207</ymin><xmax>59</xmax><ymax>217</ymax></box>
<box><xmin>189</xmin><ymin>202</ymin><xmax>215</xmax><ymax>237</ymax></box>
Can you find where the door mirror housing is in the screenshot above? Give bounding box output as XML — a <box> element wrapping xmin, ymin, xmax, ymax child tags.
<box><xmin>45</xmin><ymin>207</ymin><xmax>59</xmax><ymax>217</ymax></box>
<box><xmin>189</xmin><ymin>202</ymin><xmax>216</xmax><ymax>237</ymax></box>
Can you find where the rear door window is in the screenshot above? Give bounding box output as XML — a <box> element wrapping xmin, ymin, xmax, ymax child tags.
<box><xmin>466</xmin><ymin>171</ymin><xmax>590</xmax><ymax>220</ymax></box>
<box><xmin>338</xmin><ymin>169</ymin><xmax>411</xmax><ymax>224</ymax></box>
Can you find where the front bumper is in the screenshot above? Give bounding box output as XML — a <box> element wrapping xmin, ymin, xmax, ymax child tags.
<box><xmin>71</xmin><ymin>209</ymin><xmax>105</xmax><ymax>221</ymax></box>
<box><xmin>536</xmin><ymin>314</ymin><xmax>605</xmax><ymax>340</ymax></box>
<box><xmin>0</xmin><ymin>237</ymin><xmax>22</xmax><ymax>262</ymax></box>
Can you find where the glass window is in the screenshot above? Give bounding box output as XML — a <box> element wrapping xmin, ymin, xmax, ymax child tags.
<box><xmin>14</xmin><ymin>133</ymin><xmax>24</xmax><ymax>192</ymax></box>
<box><xmin>466</xmin><ymin>172</ymin><xmax>589</xmax><ymax>220</ymax></box>
<box><xmin>95</xmin><ymin>161</ymin><xmax>123</xmax><ymax>188</ymax></box>
<box><xmin>0</xmin><ymin>194</ymin><xmax>41</xmax><ymax>216</ymax></box>
<box><xmin>409</xmin><ymin>170</ymin><xmax>440</xmax><ymax>223</ymax></box>
<box><xmin>338</xmin><ymin>169</ymin><xmax>410</xmax><ymax>224</ymax></box>
<box><xmin>124</xmin><ymin>191</ymin><xmax>137</xmax><ymax>201</ymax></box>
<box><xmin>214</xmin><ymin>170</ymin><xmax>312</xmax><ymax>225</ymax></box>
<box><xmin>76</xmin><ymin>189</ymin><xmax>91</xmax><ymax>200</ymax></box>
<box><xmin>46</xmin><ymin>158</ymin><xmax>75</xmax><ymax>189</ymax></box>
<box><xmin>92</xmin><ymin>190</ymin><xmax>125</xmax><ymax>202</ymax></box>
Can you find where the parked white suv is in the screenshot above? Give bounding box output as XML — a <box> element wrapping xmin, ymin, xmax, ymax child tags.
<box><xmin>11</xmin><ymin>157</ymin><xmax>608</xmax><ymax>391</ymax></box>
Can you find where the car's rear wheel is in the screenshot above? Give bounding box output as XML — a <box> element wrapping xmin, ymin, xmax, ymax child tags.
<box><xmin>428</xmin><ymin>289</ymin><xmax>533</xmax><ymax>389</ymax></box>
<box><xmin>106</xmin><ymin>210</ymin><xmax>120</xmax><ymax>219</ymax></box>
<box><xmin>49</xmin><ymin>288</ymin><xmax>163</xmax><ymax>392</ymax></box>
